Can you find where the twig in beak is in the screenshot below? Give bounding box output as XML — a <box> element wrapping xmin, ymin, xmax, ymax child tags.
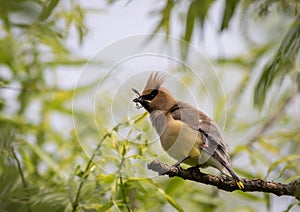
<box><xmin>132</xmin><ymin>88</ymin><xmax>142</xmax><ymax>109</ymax></box>
<box><xmin>132</xmin><ymin>88</ymin><xmax>140</xmax><ymax>96</ymax></box>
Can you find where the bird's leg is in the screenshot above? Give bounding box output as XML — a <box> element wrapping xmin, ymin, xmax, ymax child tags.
<box><xmin>172</xmin><ymin>156</ymin><xmax>190</xmax><ymax>168</ymax></box>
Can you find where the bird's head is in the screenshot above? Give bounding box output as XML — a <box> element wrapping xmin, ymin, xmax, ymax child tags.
<box><xmin>133</xmin><ymin>72</ymin><xmax>176</xmax><ymax>113</ymax></box>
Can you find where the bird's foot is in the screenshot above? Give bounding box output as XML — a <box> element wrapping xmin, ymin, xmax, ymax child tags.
<box><xmin>172</xmin><ymin>156</ymin><xmax>191</xmax><ymax>168</ymax></box>
<box><xmin>172</xmin><ymin>161</ymin><xmax>182</xmax><ymax>168</ymax></box>
<box><xmin>166</xmin><ymin>162</ymin><xmax>182</xmax><ymax>177</ymax></box>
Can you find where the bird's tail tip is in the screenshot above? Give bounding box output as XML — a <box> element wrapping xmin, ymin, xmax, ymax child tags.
<box><xmin>236</xmin><ymin>181</ymin><xmax>244</xmax><ymax>190</ymax></box>
<box><xmin>222</xmin><ymin>164</ymin><xmax>245</xmax><ymax>190</ymax></box>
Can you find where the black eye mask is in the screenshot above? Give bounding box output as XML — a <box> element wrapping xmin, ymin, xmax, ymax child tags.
<box><xmin>142</xmin><ymin>89</ymin><xmax>158</xmax><ymax>101</ymax></box>
<box><xmin>132</xmin><ymin>89</ymin><xmax>159</xmax><ymax>110</ymax></box>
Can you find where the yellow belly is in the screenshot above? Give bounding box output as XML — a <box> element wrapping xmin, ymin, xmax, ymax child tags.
<box><xmin>158</xmin><ymin>116</ymin><xmax>228</xmax><ymax>175</ymax></box>
<box><xmin>160</xmin><ymin>118</ymin><xmax>202</xmax><ymax>166</ymax></box>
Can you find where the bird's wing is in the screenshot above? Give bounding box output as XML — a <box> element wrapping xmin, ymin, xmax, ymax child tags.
<box><xmin>170</xmin><ymin>101</ymin><xmax>232</xmax><ymax>169</ymax></box>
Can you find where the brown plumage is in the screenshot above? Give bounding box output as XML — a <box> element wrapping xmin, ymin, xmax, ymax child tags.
<box><xmin>133</xmin><ymin>72</ymin><xmax>244</xmax><ymax>189</ymax></box>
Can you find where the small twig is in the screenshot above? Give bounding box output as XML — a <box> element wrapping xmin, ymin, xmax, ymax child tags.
<box><xmin>147</xmin><ymin>159</ymin><xmax>300</xmax><ymax>200</ymax></box>
<box><xmin>118</xmin><ymin>144</ymin><xmax>131</xmax><ymax>212</ymax></box>
<box><xmin>72</xmin><ymin>132</ymin><xmax>110</xmax><ymax>212</ymax></box>
<box><xmin>11</xmin><ymin>147</ymin><xmax>32</xmax><ymax>212</ymax></box>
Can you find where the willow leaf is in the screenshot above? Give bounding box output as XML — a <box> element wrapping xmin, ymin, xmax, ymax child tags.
<box><xmin>254</xmin><ymin>18</ymin><xmax>300</xmax><ymax>109</ymax></box>
<box><xmin>220</xmin><ymin>0</ymin><xmax>240</xmax><ymax>31</ymax></box>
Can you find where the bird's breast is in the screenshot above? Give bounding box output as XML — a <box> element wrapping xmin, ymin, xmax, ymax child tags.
<box><xmin>160</xmin><ymin>118</ymin><xmax>201</xmax><ymax>165</ymax></box>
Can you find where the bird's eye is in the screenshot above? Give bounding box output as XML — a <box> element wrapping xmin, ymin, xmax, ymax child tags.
<box><xmin>143</xmin><ymin>89</ymin><xmax>158</xmax><ymax>101</ymax></box>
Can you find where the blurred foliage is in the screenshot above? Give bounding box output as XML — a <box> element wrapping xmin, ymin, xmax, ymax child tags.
<box><xmin>151</xmin><ymin>0</ymin><xmax>300</xmax><ymax>109</ymax></box>
<box><xmin>0</xmin><ymin>0</ymin><xmax>90</xmax><ymax>211</ymax></box>
<box><xmin>0</xmin><ymin>0</ymin><xmax>300</xmax><ymax>212</ymax></box>
<box><xmin>254</xmin><ymin>18</ymin><xmax>300</xmax><ymax>109</ymax></box>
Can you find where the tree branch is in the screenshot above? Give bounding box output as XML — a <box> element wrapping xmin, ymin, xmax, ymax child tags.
<box><xmin>147</xmin><ymin>159</ymin><xmax>300</xmax><ymax>200</ymax></box>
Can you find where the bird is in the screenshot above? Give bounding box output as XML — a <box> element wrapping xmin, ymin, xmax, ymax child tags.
<box><xmin>132</xmin><ymin>72</ymin><xmax>244</xmax><ymax>190</ymax></box>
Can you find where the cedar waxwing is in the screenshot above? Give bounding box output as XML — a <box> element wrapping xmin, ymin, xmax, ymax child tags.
<box><xmin>132</xmin><ymin>72</ymin><xmax>244</xmax><ymax>189</ymax></box>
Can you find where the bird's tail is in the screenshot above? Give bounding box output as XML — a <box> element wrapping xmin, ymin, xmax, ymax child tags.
<box><xmin>225</xmin><ymin>166</ymin><xmax>244</xmax><ymax>190</ymax></box>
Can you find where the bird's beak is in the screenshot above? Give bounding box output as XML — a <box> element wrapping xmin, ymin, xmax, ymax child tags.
<box><xmin>132</xmin><ymin>88</ymin><xmax>144</xmax><ymax>109</ymax></box>
<box><xmin>133</xmin><ymin>96</ymin><xmax>142</xmax><ymax>103</ymax></box>
<box><xmin>133</xmin><ymin>96</ymin><xmax>150</xmax><ymax>110</ymax></box>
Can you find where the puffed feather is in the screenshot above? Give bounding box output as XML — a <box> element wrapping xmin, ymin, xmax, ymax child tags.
<box><xmin>143</xmin><ymin>72</ymin><xmax>165</xmax><ymax>91</ymax></box>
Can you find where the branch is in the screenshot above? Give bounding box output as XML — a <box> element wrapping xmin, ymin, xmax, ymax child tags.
<box><xmin>147</xmin><ymin>159</ymin><xmax>300</xmax><ymax>200</ymax></box>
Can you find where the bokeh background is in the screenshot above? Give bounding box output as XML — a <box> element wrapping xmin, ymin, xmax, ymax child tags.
<box><xmin>0</xmin><ymin>0</ymin><xmax>299</xmax><ymax>211</ymax></box>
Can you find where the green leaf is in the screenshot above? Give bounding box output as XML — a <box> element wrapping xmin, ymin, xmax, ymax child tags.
<box><xmin>258</xmin><ymin>137</ymin><xmax>279</xmax><ymax>154</ymax></box>
<box><xmin>181</xmin><ymin>0</ymin><xmax>214</xmax><ymax>59</ymax></box>
<box><xmin>165</xmin><ymin>177</ymin><xmax>184</xmax><ymax>194</ymax></box>
<box><xmin>220</xmin><ymin>0</ymin><xmax>240</xmax><ymax>31</ymax></box>
<box><xmin>183</xmin><ymin>0</ymin><xmax>214</xmax><ymax>42</ymax></box>
<box><xmin>254</xmin><ymin>18</ymin><xmax>300</xmax><ymax>109</ymax></box>
<box><xmin>232</xmin><ymin>145</ymin><xmax>249</xmax><ymax>155</ymax></box>
<box><xmin>0</xmin><ymin>162</ymin><xmax>19</xmax><ymax>196</ymax></box>
<box><xmin>266</xmin><ymin>155</ymin><xmax>300</xmax><ymax>178</ymax></box>
<box><xmin>278</xmin><ymin>161</ymin><xmax>300</xmax><ymax>180</ymax></box>
<box><xmin>235</xmin><ymin>191</ymin><xmax>264</xmax><ymax>201</ymax></box>
<box><xmin>97</xmin><ymin>174</ymin><xmax>116</xmax><ymax>185</ymax></box>
<box><xmin>183</xmin><ymin>1</ymin><xmax>197</xmax><ymax>43</ymax></box>
<box><xmin>98</xmin><ymin>202</ymin><xmax>114</xmax><ymax>212</ymax></box>
<box><xmin>0</xmin><ymin>121</ymin><xmax>16</xmax><ymax>153</ymax></box>
<box><xmin>295</xmin><ymin>71</ymin><xmax>300</xmax><ymax>91</ymax></box>
<box><xmin>39</xmin><ymin>0</ymin><xmax>60</xmax><ymax>22</ymax></box>
<box><xmin>152</xmin><ymin>0</ymin><xmax>174</xmax><ymax>35</ymax></box>
<box><xmin>0</xmin><ymin>35</ymin><xmax>16</xmax><ymax>66</ymax></box>
<box><xmin>157</xmin><ymin>187</ymin><xmax>184</xmax><ymax>212</ymax></box>
<box><xmin>25</xmin><ymin>141</ymin><xmax>63</xmax><ymax>178</ymax></box>
<box><xmin>45</xmin><ymin>58</ymin><xmax>99</xmax><ymax>66</ymax></box>
<box><xmin>283</xmin><ymin>202</ymin><xmax>299</xmax><ymax>212</ymax></box>
<box><xmin>39</xmin><ymin>33</ymin><xmax>68</xmax><ymax>55</ymax></box>
<box><xmin>30</xmin><ymin>190</ymin><xmax>68</xmax><ymax>212</ymax></box>
<box><xmin>137</xmin><ymin>178</ymin><xmax>184</xmax><ymax>211</ymax></box>
<box><xmin>82</xmin><ymin>202</ymin><xmax>109</xmax><ymax>210</ymax></box>
<box><xmin>285</xmin><ymin>174</ymin><xmax>300</xmax><ymax>183</ymax></box>
<box><xmin>232</xmin><ymin>206</ymin><xmax>256</xmax><ymax>212</ymax></box>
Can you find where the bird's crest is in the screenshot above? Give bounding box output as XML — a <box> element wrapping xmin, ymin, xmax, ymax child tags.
<box><xmin>144</xmin><ymin>72</ymin><xmax>165</xmax><ymax>91</ymax></box>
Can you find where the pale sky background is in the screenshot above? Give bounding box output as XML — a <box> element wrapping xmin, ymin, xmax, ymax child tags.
<box><xmin>78</xmin><ymin>0</ymin><xmax>246</xmax><ymax>60</ymax></box>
